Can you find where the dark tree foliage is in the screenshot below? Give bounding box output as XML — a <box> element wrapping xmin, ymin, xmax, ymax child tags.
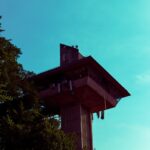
<box><xmin>0</xmin><ymin>17</ymin><xmax>75</xmax><ymax>150</ymax></box>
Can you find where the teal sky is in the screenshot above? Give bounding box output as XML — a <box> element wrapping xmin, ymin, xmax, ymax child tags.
<box><xmin>1</xmin><ymin>0</ymin><xmax>150</xmax><ymax>149</ymax></box>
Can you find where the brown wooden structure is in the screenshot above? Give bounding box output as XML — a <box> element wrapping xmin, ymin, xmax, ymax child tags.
<box><xmin>33</xmin><ymin>44</ymin><xmax>130</xmax><ymax>150</ymax></box>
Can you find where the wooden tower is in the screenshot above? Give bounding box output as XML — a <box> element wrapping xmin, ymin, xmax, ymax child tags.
<box><xmin>33</xmin><ymin>44</ymin><xmax>130</xmax><ymax>150</ymax></box>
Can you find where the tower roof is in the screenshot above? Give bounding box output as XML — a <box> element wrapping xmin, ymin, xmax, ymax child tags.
<box><xmin>32</xmin><ymin>44</ymin><xmax>130</xmax><ymax>113</ymax></box>
<box><xmin>33</xmin><ymin>56</ymin><xmax>130</xmax><ymax>98</ymax></box>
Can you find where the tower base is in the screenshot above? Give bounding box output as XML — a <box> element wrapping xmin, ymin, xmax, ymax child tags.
<box><xmin>61</xmin><ymin>104</ymin><xmax>93</xmax><ymax>150</ymax></box>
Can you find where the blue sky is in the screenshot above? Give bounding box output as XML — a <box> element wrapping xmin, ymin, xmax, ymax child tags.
<box><xmin>1</xmin><ymin>0</ymin><xmax>150</xmax><ymax>149</ymax></box>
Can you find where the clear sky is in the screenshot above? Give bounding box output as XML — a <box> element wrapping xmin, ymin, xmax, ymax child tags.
<box><xmin>1</xmin><ymin>0</ymin><xmax>150</xmax><ymax>149</ymax></box>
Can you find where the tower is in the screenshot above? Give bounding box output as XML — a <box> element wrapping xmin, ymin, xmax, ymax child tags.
<box><xmin>33</xmin><ymin>44</ymin><xmax>130</xmax><ymax>150</ymax></box>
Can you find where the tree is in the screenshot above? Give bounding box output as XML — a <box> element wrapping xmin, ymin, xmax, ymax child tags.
<box><xmin>0</xmin><ymin>17</ymin><xmax>75</xmax><ymax>150</ymax></box>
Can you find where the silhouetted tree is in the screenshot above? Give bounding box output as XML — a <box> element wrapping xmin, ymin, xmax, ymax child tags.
<box><xmin>0</xmin><ymin>17</ymin><xmax>75</xmax><ymax>150</ymax></box>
